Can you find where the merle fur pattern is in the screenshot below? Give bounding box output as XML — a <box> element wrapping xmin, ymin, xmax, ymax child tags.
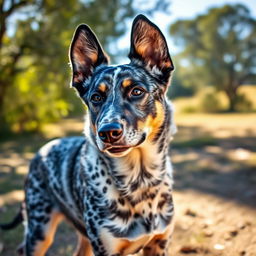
<box><xmin>1</xmin><ymin>14</ymin><xmax>176</xmax><ymax>256</ymax></box>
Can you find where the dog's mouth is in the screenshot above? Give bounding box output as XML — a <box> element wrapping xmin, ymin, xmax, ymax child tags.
<box><xmin>98</xmin><ymin>132</ymin><xmax>147</xmax><ymax>157</ymax></box>
<box><xmin>107</xmin><ymin>146</ymin><xmax>130</xmax><ymax>154</ymax></box>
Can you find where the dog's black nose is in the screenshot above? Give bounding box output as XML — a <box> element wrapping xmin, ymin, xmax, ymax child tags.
<box><xmin>98</xmin><ymin>123</ymin><xmax>123</xmax><ymax>143</ymax></box>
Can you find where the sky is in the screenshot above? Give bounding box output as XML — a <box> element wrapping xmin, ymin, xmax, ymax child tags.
<box><xmin>117</xmin><ymin>0</ymin><xmax>256</xmax><ymax>62</ymax></box>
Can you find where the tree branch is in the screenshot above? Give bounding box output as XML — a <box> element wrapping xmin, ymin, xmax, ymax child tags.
<box><xmin>0</xmin><ymin>0</ymin><xmax>32</xmax><ymax>50</ymax></box>
<box><xmin>5</xmin><ymin>0</ymin><xmax>31</xmax><ymax>17</ymax></box>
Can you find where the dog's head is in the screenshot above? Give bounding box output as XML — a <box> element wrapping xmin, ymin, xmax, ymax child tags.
<box><xmin>69</xmin><ymin>15</ymin><xmax>174</xmax><ymax>157</ymax></box>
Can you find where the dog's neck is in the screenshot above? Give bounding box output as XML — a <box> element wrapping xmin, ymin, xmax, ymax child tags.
<box><xmin>107</xmin><ymin>102</ymin><xmax>175</xmax><ymax>204</ymax></box>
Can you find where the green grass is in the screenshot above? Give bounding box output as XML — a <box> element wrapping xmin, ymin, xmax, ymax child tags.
<box><xmin>0</xmin><ymin>172</ymin><xmax>25</xmax><ymax>194</ymax></box>
<box><xmin>0</xmin><ymin>204</ymin><xmax>24</xmax><ymax>252</ymax></box>
<box><xmin>172</xmin><ymin>136</ymin><xmax>217</xmax><ymax>149</ymax></box>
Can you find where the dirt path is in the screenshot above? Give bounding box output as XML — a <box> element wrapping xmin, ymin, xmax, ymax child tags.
<box><xmin>0</xmin><ymin>114</ymin><xmax>256</xmax><ymax>256</ymax></box>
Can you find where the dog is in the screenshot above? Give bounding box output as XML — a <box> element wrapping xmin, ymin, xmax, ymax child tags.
<box><xmin>0</xmin><ymin>14</ymin><xmax>176</xmax><ymax>256</ymax></box>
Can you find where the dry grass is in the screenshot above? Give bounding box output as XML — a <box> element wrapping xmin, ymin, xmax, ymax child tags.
<box><xmin>173</xmin><ymin>85</ymin><xmax>256</xmax><ymax>113</ymax></box>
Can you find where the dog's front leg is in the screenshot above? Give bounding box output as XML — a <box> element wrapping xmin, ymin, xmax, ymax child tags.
<box><xmin>142</xmin><ymin>223</ymin><xmax>174</xmax><ymax>256</ymax></box>
<box><xmin>73</xmin><ymin>233</ymin><xmax>94</xmax><ymax>256</ymax></box>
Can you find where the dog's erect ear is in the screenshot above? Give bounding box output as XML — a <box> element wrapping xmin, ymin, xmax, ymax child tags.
<box><xmin>69</xmin><ymin>24</ymin><xmax>109</xmax><ymax>96</ymax></box>
<box><xmin>128</xmin><ymin>15</ymin><xmax>174</xmax><ymax>84</ymax></box>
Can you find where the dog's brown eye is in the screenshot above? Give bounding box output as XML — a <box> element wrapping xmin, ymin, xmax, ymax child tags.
<box><xmin>91</xmin><ymin>93</ymin><xmax>102</xmax><ymax>103</ymax></box>
<box><xmin>130</xmin><ymin>88</ymin><xmax>144</xmax><ymax>97</ymax></box>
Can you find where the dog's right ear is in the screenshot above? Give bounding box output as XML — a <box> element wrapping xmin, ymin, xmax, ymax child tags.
<box><xmin>128</xmin><ymin>15</ymin><xmax>174</xmax><ymax>86</ymax></box>
<box><xmin>69</xmin><ymin>24</ymin><xmax>109</xmax><ymax>96</ymax></box>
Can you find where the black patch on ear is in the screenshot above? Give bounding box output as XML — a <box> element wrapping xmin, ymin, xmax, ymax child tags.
<box><xmin>69</xmin><ymin>24</ymin><xmax>109</xmax><ymax>96</ymax></box>
<box><xmin>128</xmin><ymin>14</ymin><xmax>174</xmax><ymax>84</ymax></box>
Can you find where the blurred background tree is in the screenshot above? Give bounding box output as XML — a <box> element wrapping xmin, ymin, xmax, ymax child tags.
<box><xmin>1</xmin><ymin>1</ymin><xmax>256</xmax><ymax>134</ymax></box>
<box><xmin>0</xmin><ymin>0</ymin><xmax>169</xmax><ymax>133</ymax></box>
<box><xmin>170</xmin><ymin>4</ymin><xmax>256</xmax><ymax>112</ymax></box>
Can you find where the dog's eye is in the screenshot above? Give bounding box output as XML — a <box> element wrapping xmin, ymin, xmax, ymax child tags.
<box><xmin>130</xmin><ymin>87</ymin><xmax>144</xmax><ymax>97</ymax></box>
<box><xmin>90</xmin><ymin>93</ymin><xmax>103</xmax><ymax>103</ymax></box>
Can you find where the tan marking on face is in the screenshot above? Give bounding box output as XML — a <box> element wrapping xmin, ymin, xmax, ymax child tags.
<box><xmin>33</xmin><ymin>211</ymin><xmax>64</xmax><ymax>256</ymax></box>
<box><xmin>148</xmin><ymin>101</ymin><xmax>165</xmax><ymax>141</ymax></box>
<box><xmin>98</xmin><ymin>82</ymin><xmax>107</xmax><ymax>92</ymax></box>
<box><xmin>90</xmin><ymin>121</ymin><xmax>97</xmax><ymax>134</ymax></box>
<box><xmin>122</xmin><ymin>79</ymin><xmax>132</xmax><ymax>88</ymax></box>
<box><xmin>138</xmin><ymin>101</ymin><xmax>165</xmax><ymax>141</ymax></box>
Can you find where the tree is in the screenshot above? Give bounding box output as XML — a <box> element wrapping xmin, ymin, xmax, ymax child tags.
<box><xmin>170</xmin><ymin>4</ymin><xmax>256</xmax><ymax>112</ymax></box>
<box><xmin>0</xmin><ymin>0</ymin><xmax>170</xmax><ymax>132</ymax></box>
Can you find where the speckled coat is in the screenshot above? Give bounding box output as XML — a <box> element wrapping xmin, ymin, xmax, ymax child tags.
<box><xmin>8</xmin><ymin>14</ymin><xmax>177</xmax><ymax>256</ymax></box>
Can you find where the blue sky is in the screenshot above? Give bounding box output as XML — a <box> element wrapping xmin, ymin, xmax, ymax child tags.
<box><xmin>117</xmin><ymin>0</ymin><xmax>256</xmax><ymax>62</ymax></box>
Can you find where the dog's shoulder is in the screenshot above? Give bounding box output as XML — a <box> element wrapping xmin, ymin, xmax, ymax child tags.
<box><xmin>38</xmin><ymin>136</ymin><xmax>85</xmax><ymax>159</ymax></box>
<box><xmin>28</xmin><ymin>136</ymin><xmax>86</xmax><ymax>179</ymax></box>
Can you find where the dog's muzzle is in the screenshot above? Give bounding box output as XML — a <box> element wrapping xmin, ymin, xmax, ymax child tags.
<box><xmin>98</xmin><ymin>122</ymin><xmax>123</xmax><ymax>144</ymax></box>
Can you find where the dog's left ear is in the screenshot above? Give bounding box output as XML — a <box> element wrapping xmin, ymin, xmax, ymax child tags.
<box><xmin>128</xmin><ymin>15</ymin><xmax>174</xmax><ymax>85</ymax></box>
<box><xmin>69</xmin><ymin>24</ymin><xmax>109</xmax><ymax>96</ymax></box>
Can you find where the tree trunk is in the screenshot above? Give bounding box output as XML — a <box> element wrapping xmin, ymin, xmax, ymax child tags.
<box><xmin>225</xmin><ymin>86</ymin><xmax>238</xmax><ymax>112</ymax></box>
<box><xmin>0</xmin><ymin>81</ymin><xmax>8</xmax><ymax>129</ymax></box>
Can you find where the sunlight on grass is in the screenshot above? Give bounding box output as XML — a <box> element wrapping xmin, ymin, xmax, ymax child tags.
<box><xmin>172</xmin><ymin>152</ymin><xmax>200</xmax><ymax>163</ymax></box>
<box><xmin>175</xmin><ymin>112</ymin><xmax>256</xmax><ymax>138</ymax></box>
<box><xmin>42</xmin><ymin>118</ymin><xmax>84</xmax><ymax>138</ymax></box>
<box><xmin>0</xmin><ymin>190</ymin><xmax>24</xmax><ymax>207</ymax></box>
<box><xmin>173</xmin><ymin>85</ymin><xmax>256</xmax><ymax>114</ymax></box>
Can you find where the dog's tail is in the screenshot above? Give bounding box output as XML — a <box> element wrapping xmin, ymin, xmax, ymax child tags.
<box><xmin>0</xmin><ymin>209</ymin><xmax>23</xmax><ymax>230</ymax></box>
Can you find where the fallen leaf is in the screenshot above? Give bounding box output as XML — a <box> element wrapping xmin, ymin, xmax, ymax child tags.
<box><xmin>203</xmin><ymin>230</ymin><xmax>213</xmax><ymax>237</ymax></box>
<box><xmin>185</xmin><ymin>209</ymin><xmax>197</xmax><ymax>217</ymax></box>
<box><xmin>229</xmin><ymin>230</ymin><xmax>238</xmax><ymax>237</ymax></box>
<box><xmin>180</xmin><ymin>245</ymin><xmax>198</xmax><ymax>254</ymax></box>
<box><xmin>237</xmin><ymin>222</ymin><xmax>246</xmax><ymax>230</ymax></box>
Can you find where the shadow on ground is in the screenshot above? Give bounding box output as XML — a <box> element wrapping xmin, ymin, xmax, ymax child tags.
<box><xmin>172</xmin><ymin>125</ymin><xmax>256</xmax><ymax>208</ymax></box>
<box><xmin>0</xmin><ymin>118</ymin><xmax>256</xmax><ymax>255</ymax></box>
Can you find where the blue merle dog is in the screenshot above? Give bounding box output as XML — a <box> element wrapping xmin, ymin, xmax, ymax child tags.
<box><xmin>0</xmin><ymin>14</ymin><xmax>176</xmax><ymax>256</ymax></box>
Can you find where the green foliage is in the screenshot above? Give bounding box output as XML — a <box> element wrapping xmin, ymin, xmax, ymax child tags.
<box><xmin>199</xmin><ymin>88</ymin><xmax>221</xmax><ymax>113</ymax></box>
<box><xmin>235</xmin><ymin>93</ymin><xmax>253</xmax><ymax>112</ymax></box>
<box><xmin>4</xmin><ymin>68</ymin><xmax>70</xmax><ymax>132</ymax></box>
<box><xmin>170</xmin><ymin>4</ymin><xmax>256</xmax><ymax>112</ymax></box>
<box><xmin>0</xmin><ymin>0</ymin><xmax>170</xmax><ymax>133</ymax></box>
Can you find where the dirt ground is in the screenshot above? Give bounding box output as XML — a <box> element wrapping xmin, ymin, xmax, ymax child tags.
<box><xmin>0</xmin><ymin>113</ymin><xmax>256</xmax><ymax>256</ymax></box>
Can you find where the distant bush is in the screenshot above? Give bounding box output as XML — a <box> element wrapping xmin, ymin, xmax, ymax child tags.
<box><xmin>199</xmin><ymin>88</ymin><xmax>221</xmax><ymax>113</ymax></box>
<box><xmin>235</xmin><ymin>93</ymin><xmax>253</xmax><ymax>112</ymax></box>
<box><xmin>3</xmin><ymin>69</ymin><xmax>71</xmax><ymax>133</ymax></box>
<box><xmin>181</xmin><ymin>106</ymin><xmax>198</xmax><ymax>113</ymax></box>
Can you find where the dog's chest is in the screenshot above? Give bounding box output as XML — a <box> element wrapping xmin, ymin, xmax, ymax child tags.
<box><xmin>103</xmin><ymin>184</ymin><xmax>173</xmax><ymax>235</ymax></box>
<box><xmin>79</xmin><ymin>144</ymin><xmax>174</xmax><ymax>254</ymax></box>
<box><xmin>83</xmin><ymin>154</ymin><xmax>173</xmax><ymax>225</ymax></box>
<box><xmin>97</xmin><ymin>183</ymin><xmax>173</xmax><ymax>255</ymax></box>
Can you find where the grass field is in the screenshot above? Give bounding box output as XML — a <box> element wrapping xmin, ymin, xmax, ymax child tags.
<box><xmin>174</xmin><ymin>85</ymin><xmax>256</xmax><ymax>113</ymax></box>
<box><xmin>0</xmin><ymin>108</ymin><xmax>256</xmax><ymax>255</ymax></box>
